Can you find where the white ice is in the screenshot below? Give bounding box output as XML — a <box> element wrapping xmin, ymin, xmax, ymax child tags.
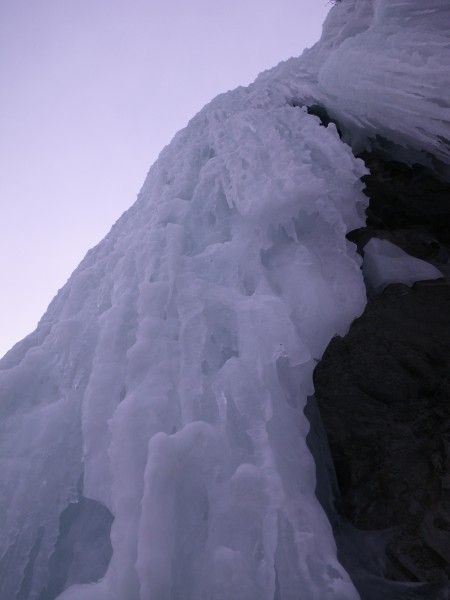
<box><xmin>263</xmin><ymin>0</ymin><xmax>450</xmax><ymax>172</ymax></box>
<box><xmin>0</xmin><ymin>99</ymin><xmax>366</xmax><ymax>600</ymax></box>
<box><xmin>316</xmin><ymin>0</ymin><xmax>450</xmax><ymax>169</ymax></box>
<box><xmin>1</xmin><ymin>1</ymin><xmax>449</xmax><ymax>599</ymax></box>
<box><xmin>362</xmin><ymin>238</ymin><xmax>443</xmax><ymax>294</ymax></box>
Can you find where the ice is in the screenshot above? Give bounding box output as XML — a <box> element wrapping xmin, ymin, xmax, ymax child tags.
<box><xmin>362</xmin><ymin>238</ymin><xmax>443</xmax><ymax>294</ymax></box>
<box><xmin>314</xmin><ymin>0</ymin><xmax>450</xmax><ymax>170</ymax></box>
<box><xmin>0</xmin><ymin>100</ymin><xmax>366</xmax><ymax>600</ymax></box>
<box><xmin>257</xmin><ymin>0</ymin><xmax>450</xmax><ymax>173</ymax></box>
<box><xmin>1</xmin><ymin>0</ymin><xmax>450</xmax><ymax>598</ymax></box>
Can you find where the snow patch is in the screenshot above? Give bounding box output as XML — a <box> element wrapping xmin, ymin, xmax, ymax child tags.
<box><xmin>362</xmin><ymin>238</ymin><xmax>443</xmax><ymax>294</ymax></box>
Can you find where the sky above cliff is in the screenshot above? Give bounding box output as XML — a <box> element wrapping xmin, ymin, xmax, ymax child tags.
<box><xmin>0</xmin><ymin>0</ymin><xmax>329</xmax><ymax>357</ymax></box>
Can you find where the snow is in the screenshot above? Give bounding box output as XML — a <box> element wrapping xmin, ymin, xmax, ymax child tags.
<box><xmin>1</xmin><ymin>1</ymin><xmax>449</xmax><ymax>599</ymax></box>
<box><xmin>362</xmin><ymin>238</ymin><xmax>443</xmax><ymax>294</ymax></box>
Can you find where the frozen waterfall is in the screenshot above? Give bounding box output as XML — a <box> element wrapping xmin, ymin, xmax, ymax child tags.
<box><xmin>1</xmin><ymin>0</ymin><xmax>449</xmax><ymax>598</ymax></box>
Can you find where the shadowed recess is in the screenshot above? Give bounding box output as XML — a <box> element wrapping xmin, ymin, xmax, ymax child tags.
<box><xmin>38</xmin><ymin>497</ymin><xmax>114</xmax><ymax>600</ymax></box>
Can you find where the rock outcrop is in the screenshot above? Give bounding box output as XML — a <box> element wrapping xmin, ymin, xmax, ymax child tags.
<box><xmin>312</xmin><ymin>151</ymin><xmax>450</xmax><ymax>599</ymax></box>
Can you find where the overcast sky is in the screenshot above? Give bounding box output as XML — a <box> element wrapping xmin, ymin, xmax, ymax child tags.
<box><xmin>0</xmin><ymin>0</ymin><xmax>329</xmax><ymax>358</ymax></box>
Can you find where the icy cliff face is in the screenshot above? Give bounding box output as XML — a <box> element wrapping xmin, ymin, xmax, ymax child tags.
<box><xmin>1</xmin><ymin>1</ymin><xmax>449</xmax><ymax>599</ymax></box>
<box><xmin>317</xmin><ymin>0</ymin><xmax>450</xmax><ymax>168</ymax></box>
<box><xmin>263</xmin><ymin>0</ymin><xmax>450</xmax><ymax>170</ymax></box>
<box><xmin>0</xmin><ymin>98</ymin><xmax>367</xmax><ymax>600</ymax></box>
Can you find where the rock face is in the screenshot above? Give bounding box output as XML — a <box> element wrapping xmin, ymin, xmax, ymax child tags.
<box><xmin>314</xmin><ymin>281</ymin><xmax>450</xmax><ymax>580</ymax></box>
<box><xmin>348</xmin><ymin>153</ymin><xmax>450</xmax><ymax>258</ymax></box>
<box><xmin>312</xmin><ymin>148</ymin><xmax>450</xmax><ymax>599</ymax></box>
<box><xmin>361</xmin><ymin>153</ymin><xmax>450</xmax><ymax>248</ymax></box>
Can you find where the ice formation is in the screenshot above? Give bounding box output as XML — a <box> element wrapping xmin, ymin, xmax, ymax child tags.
<box><xmin>310</xmin><ymin>0</ymin><xmax>450</xmax><ymax>169</ymax></box>
<box><xmin>362</xmin><ymin>238</ymin><xmax>443</xmax><ymax>294</ymax></box>
<box><xmin>1</xmin><ymin>1</ymin><xmax>449</xmax><ymax>599</ymax></box>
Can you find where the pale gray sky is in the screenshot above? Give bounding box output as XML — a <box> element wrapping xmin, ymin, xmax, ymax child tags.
<box><xmin>0</xmin><ymin>0</ymin><xmax>329</xmax><ymax>357</ymax></box>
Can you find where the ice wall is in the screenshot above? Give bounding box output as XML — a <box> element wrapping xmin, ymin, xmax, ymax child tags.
<box><xmin>316</xmin><ymin>0</ymin><xmax>450</xmax><ymax>167</ymax></box>
<box><xmin>257</xmin><ymin>0</ymin><xmax>450</xmax><ymax>170</ymax></box>
<box><xmin>1</xmin><ymin>1</ymin><xmax>449</xmax><ymax>599</ymax></box>
<box><xmin>0</xmin><ymin>93</ymin><xmax>367</xmax><ymax>599</ymax></box>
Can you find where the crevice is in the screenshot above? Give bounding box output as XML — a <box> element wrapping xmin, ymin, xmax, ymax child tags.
<box><xmin>305</xmin><ymin>104</ymin><xmax>342</xmax><ymax>137</ymax></box>
<box><xmin>38</xmin><ymin>495</ymin><xmax>114</xmax><ymax>600</ymax></box>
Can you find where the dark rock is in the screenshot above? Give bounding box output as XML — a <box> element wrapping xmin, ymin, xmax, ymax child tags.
<box><xmin>313</xmin><ymin>281</ymin><xmax>450</xmax><ymax>590</ymax></box>
<box><xmin>357</xmin><ymin>152</ymin><xmax>450</xmax><ymax>247</ymax></box>
<box><xmin>309</xmin><ymin>140</ymin><xmax>450</xmax><ymax>599</ymax></box>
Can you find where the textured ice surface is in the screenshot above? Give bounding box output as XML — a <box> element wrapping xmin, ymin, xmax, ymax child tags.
<box><xmin>362</xmin><ymin>238</ymin><xmax>443</xmax><ymax>294</ymax></box>
<box><xmin>262</xmin><ymin>0</ymin><xmax>450</xmax><ymax>171</ymax></box>
<box><xmin>316</xmin><ymin>0</ymin><xmax>450</xmax><ymax>168</ymax></box>
<box><xmin>1</xmin><ymin>1</ymin><xmax>449</xmax><ymax>599</ymax></box>
<box><xmin>0</xmin><ymin>85</ymin><xmax>366</xmax><ymax>600</ymax></box>
<box><xmin>0</xmin><ymin>99</ymin><xmax>367</xmax><ymax>600</ymax></box>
